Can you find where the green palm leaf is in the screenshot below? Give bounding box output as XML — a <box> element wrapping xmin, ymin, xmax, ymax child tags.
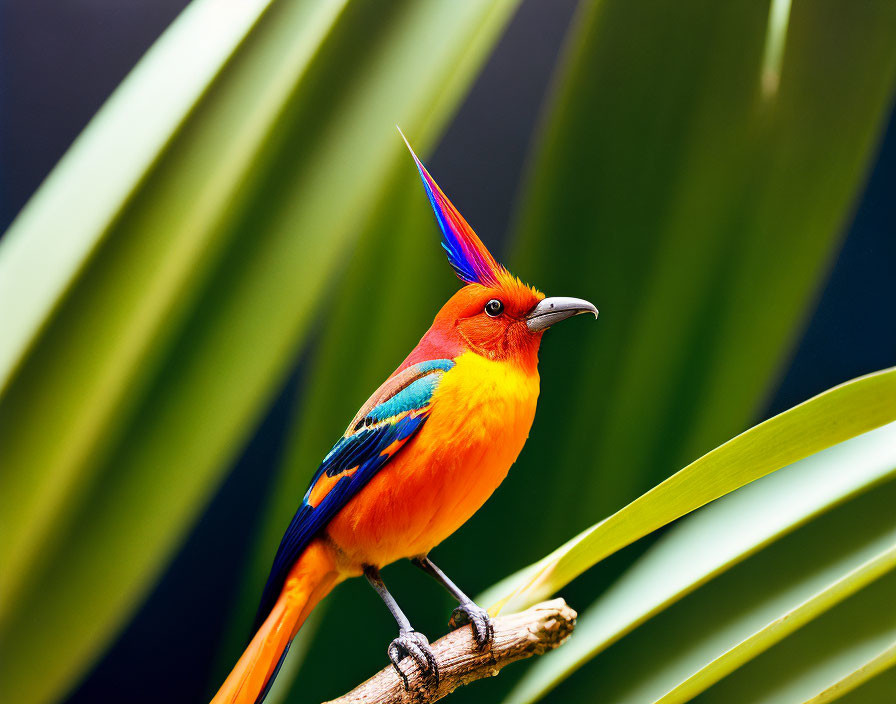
<box><xmin>658</xmin><ymin>544</ymin><xmax>896</xmax><ymax>704</ymax></box>
<box><xmin>489</xmin><ymin>0</ymin><xmax>896</xmax><ymax>700</ymax></box>
<box><xmin>506</xmin><ymin>421</ymin><xmax>896</xmax><ymax>703</ymax></box>
<box><xmin>481</xmin><ymin>367</ymin><xmax>896</xmax><ymax>614</ymax></box>
<box><xmin>806</xmin><ymin>642</ymin><xmax>896</xmax><ymax>704</ymax></box>
<box><xmin>698</xmin><ymin>570</ymin><xmax>896</xmax><ymax>703</ymax></box>
<box><xmin>501</xmin><ymin>0</ymin><xmax>896</xmax><ymax>577</ymax></box>
<box><xmin>508</xmin><ymin>473</ymin><xmax>896</xmax><ymax>703</ymax></box>
<box><xmin>0</xmin><ymin>2</ymin><xmax>521</xmax><ymax>703</ymax></box>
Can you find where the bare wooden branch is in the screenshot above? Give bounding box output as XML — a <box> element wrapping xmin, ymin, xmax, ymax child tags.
<box><xmin>326</xmin><ymin>598</ymin><xmax>576</xmax><ymax>704</ymax></box>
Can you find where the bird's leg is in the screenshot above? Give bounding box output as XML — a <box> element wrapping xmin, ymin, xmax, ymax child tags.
<box><xmin>363</xmin><ymin>566</ymin><xmax>439</xmax><ymax>690</ymax></box>
<box><xmin>411</xmin><ymin>556</ymin><xmax>494</xmax><ymax>648</ymax></box>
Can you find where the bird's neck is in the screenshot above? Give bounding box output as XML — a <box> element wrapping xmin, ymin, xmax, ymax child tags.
<box><xmin>396</xmin><ymin>323</ymin><xmax>540</xmax><ymax>376</ymax></box>
<box><xmin>397</xmin><ymin>324</ymin><xmax>465</xmax><ymax>372</ymax></box>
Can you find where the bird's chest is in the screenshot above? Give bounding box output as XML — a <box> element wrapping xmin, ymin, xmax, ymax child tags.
<box><xmin>328</xmin><ymin>352</ymin><xmax>539</xmax><ymax>568</ymax></box>
<box><xmin>423</xmin><ymin>352</ymin><xmax>540</xmax><ymax>489</ymax></box>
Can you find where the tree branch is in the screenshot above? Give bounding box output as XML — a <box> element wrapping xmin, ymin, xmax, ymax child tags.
<box><xmin>326</xmin><ymin>598</ymin><xmax>576</xmax><ymax>704</ymax></box>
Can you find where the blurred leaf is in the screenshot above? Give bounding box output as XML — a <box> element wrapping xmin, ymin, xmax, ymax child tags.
<box><xmin>696</xmin><ymin>570</ymin><xmax>896</xmax><ymax>703</ymax></box>
<box><xmin>488</xmin><ymin>0</ymin><xmax>896</xmax><ymax>697</ymax></box>
<box><xmin>805</xmin><ymin>642</ymin><xmax>896</xmax><ymax>704</ymax></box>
<box><xmin>834</xmin><ymin>665</ymin><xmax>896</xmax><ymax>704</ymax></box>
<box><xmin>0</xmin><ymin>0</ymin><xmax>276</xmax><ymax>391</ymax></box>
<box><xmin>501</xmin><ymin>0</ymin><xmax>896</xmax><ymax>574</ymax></box>
<box><xmin>482</xmin><ymin>367</ymin><xmax>896</xmax><ymax>612</ymax></box>
<box><xmin>658</xmin><ymin>543</ymin><xmax>896</xmax><ymax>703</ymax></box>
<box><xmin>513</xmin><ymin>474</ymin><xmax>896</xmax><ymax>704</ymax></box>
<box><xmin>506</xmin><ymin>421</ymin><xmax>896</xmax><ymax>703</ymax></box>
<box><xmin>0</xmin><ymin>0</ymin><xmax>349</xmax><ymax>620</ymax></box>
<box><xmin>0</xmin><ymin>1</ymin><xmax>522</xmax><ymax>703</ymax></box>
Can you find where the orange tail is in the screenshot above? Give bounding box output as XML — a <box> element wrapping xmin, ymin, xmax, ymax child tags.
<box><xmin>212</xmin><ymin>540</ymin><xmax>339</xmax><ymax>704</ymax></box>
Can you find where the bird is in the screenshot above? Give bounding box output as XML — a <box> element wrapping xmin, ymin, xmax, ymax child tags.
<box><xmin>211</xmin><ymin>131</ymin><xmax>597</xmax><ymax>704</ymax></box>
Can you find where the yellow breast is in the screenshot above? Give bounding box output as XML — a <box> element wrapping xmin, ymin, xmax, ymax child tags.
<box><xmin>426</xmin><ymin>351</ymin><xmax>540</xmax><ymax>466</ymax></box>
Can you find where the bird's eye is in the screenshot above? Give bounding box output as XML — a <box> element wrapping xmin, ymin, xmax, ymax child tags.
<box><xmin>484</xmin><ymin>299</ymin><xmax>504</xmax><ymax>317</ymax></box>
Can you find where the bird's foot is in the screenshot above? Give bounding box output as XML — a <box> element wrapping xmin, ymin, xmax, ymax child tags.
<box><xmin>387</xmin><ymin>630</ymin><xmax>439</xmax><ymax>691</ymax></box>
<box><xmin>449</xmin><ymin>601</ymin><xmax>494</xmax><ymax>648</ymax></box>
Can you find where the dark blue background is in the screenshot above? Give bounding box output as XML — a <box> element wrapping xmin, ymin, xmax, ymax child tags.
<box><xmin>2</xmin><ymin>1</ymin><xmax>893</xmax><ymax>702</ymax></box>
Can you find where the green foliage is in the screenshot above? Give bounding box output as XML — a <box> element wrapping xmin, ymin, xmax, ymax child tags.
<box><xmin>506</xmin><ymin>423</ymin><xmax>896</xmax><ymax>702</ymax></box>
<box><xmin>0</xmin><ymin>1</ymin><xmax>520</xmax><ymax>703</ymax></box>
<box><xmin>696</xmin><ymin>570</ymin><xmax>896</xmax><ymax>704</ymax></box>
<box><xmin>513</xmin><ymin>474</ymin><xmax>896</xmax><ymax>704</ymax></box>
<box><xmin>1</xmin><ymin>0</ymin><xmax>894</xmax><ymax>703</ymax></box>
<box><xmin>482</xmin><ymin>1</ymin><xmax>896</xmax><ymax>699</ymax></box>
<box><xmin>482</xmin><ymin>368</ymin><xmax>896</xmax><ymax>614</ymax></box>
<box><xmin>509</xmin><ymin>0</ymin><xmax>896</xmax><ymax>555</ymax></box>
<box><xmin>809</xmin><ymin>644</ymin><xmax>896</xmax><ymax>704</ymax></box>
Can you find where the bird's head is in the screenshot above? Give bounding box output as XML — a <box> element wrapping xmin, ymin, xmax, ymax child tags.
<box><xmin>401</xmin><ymin>130</ymin><xmax>597</xmax><ymax>371</ymax></box>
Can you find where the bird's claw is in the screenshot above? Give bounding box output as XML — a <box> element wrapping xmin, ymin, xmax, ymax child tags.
<box><xmin>387</xmin><ymin>630</ymin><xmax>439</xmax><ymax>691</ymax></box>
<box><xmin>449</xmin><ymin>601</ymin><xmax>494</xmax><ymax>648</ymax></box>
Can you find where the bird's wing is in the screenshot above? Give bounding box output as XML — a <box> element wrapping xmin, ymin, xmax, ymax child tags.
<box><xmin>253</xmin><ymin>358</ymin><xmax>456</xmax><ymax>631</ymax></box>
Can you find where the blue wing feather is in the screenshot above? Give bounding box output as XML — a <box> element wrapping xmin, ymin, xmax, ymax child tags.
<box><xmin>366</xmin><ymin>374</ymin><xmax>442</xmax><ymax>422</ymax></box>
<box><xmin>252</xmin><ymin>359</ymin><xmax>455</xmax><ymax>633</ymax></box>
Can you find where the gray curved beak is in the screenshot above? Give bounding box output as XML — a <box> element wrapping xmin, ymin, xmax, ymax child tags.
<box><xmin>527</xmin><ymin>296</ymin><xmax>599</xmax><ymax>332</ymax></box>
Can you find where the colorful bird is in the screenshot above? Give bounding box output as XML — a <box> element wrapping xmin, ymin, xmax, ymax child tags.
<box><xmin>211</xmin><ymin>132</ymin><xmax>597</xmax><ymax>704</ymax></box>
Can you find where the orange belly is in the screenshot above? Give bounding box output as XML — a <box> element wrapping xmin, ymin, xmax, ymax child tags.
<box><xmin>325</xmin><ymin>351</ymin><xmax>539</xmax><ymax>571</ymax></box>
